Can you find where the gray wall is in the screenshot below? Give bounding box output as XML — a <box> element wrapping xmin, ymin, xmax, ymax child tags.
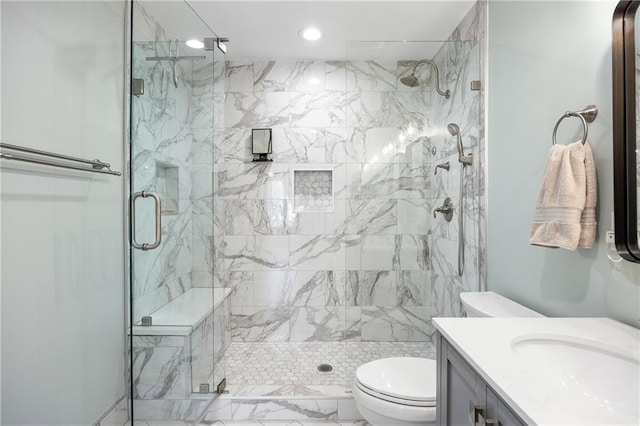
<box><xmin>487</xmin><ymin>0</ymin><xmax>640</xmax><ymax>327</ymax></box>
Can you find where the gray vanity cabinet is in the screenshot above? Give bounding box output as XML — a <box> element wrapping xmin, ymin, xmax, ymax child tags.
<box><xmin>436</xmin><ymin>332</ymin><xmax>526</xmax><ymax>426</ymax></box>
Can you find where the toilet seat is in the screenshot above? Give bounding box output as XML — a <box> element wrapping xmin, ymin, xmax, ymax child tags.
<box><xmin>354</xmin><ymin>357</ymin><xmax>436</xmax><ymax>406</ymax></box>
<box><xmin>355</xmin><ymin>380</ymin><xmax>435</xmax><ymax>407</ymax></box>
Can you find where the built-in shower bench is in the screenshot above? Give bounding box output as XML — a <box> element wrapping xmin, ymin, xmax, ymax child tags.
<box><xmin>131</xmin><ymin>287</ymin><xmax>232</xmax><ymax>420</ymax></box>
<box><xmin>132</xmin><ymin>287</ymin><xmax>230</xmax><ymax>335</ymax></box>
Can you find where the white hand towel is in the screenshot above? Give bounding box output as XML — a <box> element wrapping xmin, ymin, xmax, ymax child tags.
<box><xmin>578</xmin><ymin>142</ymin><xmax>597</xmax><ymax>248</ymax></box>
<box><xmin>529</xmin><ymin>141</ymin><xmax>597</xmax><ymax>250</ymax></box>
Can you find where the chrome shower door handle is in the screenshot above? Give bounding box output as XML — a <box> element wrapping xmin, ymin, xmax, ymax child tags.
<box><xmin>131</xmin><ymin>191</ymin><xmax>162</xmax><ymax>251</ymax></box>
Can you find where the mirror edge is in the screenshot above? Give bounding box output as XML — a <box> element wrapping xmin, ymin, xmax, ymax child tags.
<box><xmin>612</xmin><ymin>0</ymin><xmax>640</xmax><ymax>262</ymax></box>
<box><xmin>251</xmin><ymin>128</ymin><xmax>273</xmax><ymax>155</ymax></box>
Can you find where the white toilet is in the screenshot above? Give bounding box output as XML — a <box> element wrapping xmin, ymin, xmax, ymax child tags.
<box><xmin>352</xmin><ymin>291</ymin><xmax>544</xmax><ymax>426</ymax></box>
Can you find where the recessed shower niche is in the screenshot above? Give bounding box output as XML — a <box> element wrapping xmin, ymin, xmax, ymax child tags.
<box><xmin>292</xmin><ymin>168</ymin><xmax>334</xmax><ymax>213</ymax></box>
<box><xmin>155</xmin><ymin>161</ymin><xmax>178</xmax><ymax>215</ymax></box>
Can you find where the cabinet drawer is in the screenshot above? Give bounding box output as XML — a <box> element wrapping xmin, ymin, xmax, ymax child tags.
<box><xmin>437</xmin><ymin>332</ymin><xmax>526</xmax><ymax>426</ymax></box>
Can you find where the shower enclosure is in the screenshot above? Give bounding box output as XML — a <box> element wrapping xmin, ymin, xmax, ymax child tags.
<box><xmin>128</xmin><ymin>0</ymin><xmax>226</xmax><ymax>421</ymax></box>
<box><xmin>128</xmin><ymin>1</ymin><xmax>483</xmax><ymax>422</ymax></box>
<box><xmin>216</xmin><ymin>40</ymin><xmax>481</xmax><ymax>401</ymax></box>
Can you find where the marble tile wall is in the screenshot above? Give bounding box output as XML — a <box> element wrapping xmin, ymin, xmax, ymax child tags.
<box><xmin>131</xmin><ymin>1</ymin><xmax>217</xmax><ymax>323</ymax></box>
<box><xmin>190</xmin><ymin>313</ymin><xmax>214</xmax><ymax>392</ymax></box>
<box><xmin>192</xmin><ymin>57</ymin><xmax>219</xmax><ymax>291</ymax></box>
<box><xmin>131</xmin><ymin>37</ymin><xmax>196</xmax><ymax>323</ymax></box>
<box><xmin>132</xmin><ymin>335</ymin><xmax>191</xmax><ymax>402</ymax></box>
<box><xmin>428</xmin><ymin>1</ymin><xmax>486</xmax><ymax>318</ymax></box>
<box><xmin>215</xmin><ymin>2</ymin><xmax>486</xmax><ymax>344</ymax></box>
<box><xmin>213</xmin><ymin>292</ymin><xmax>232</xmax><ymax>390</ymax></box>
<box><xmin>131</xmin><ymin>1</ymin><xmax>219</xmax><ymax>421</ymax></box>
<box><xmin>131</xmin><ymin>0</ymin><xmax>196</xmax><ymax>323</ymax></box>
<box><xmin>129</xmin><ymin>0</ymin><xmax>486</xmax><ymax>421</ymax></box>
<box><xmin>216</xmin><ymin>59</ymin><xmax>437</xmax><ymax>343</ymax></box>
<box><xmin>132</xmin><ymin>295</ymin><xmax>231</xmax><ymax>421</ymax></box>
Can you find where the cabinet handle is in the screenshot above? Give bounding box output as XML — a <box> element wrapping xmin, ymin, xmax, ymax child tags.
<box><xmin>469</xmin><ymin>401</ymin><xmax>485</xmax><ymax>425</ymax></box>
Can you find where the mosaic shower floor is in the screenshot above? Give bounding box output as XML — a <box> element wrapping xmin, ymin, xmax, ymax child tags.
<box><xmin>225</xmin><ymin>341</ymin><xmax>435</xmax><ymax>397</ymax></box>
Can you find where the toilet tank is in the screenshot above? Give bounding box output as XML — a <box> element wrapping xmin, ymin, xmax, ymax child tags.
<box><xmin>460</xmin><ymin>291</ymin><xmax>544</xmax><ymax>318</ymax></box>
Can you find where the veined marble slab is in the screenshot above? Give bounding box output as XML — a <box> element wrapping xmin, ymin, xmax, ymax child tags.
<box><xmin>133</xmin><ymin>287</ymin><xmax>231</xmax><ymax>335</ymax></box>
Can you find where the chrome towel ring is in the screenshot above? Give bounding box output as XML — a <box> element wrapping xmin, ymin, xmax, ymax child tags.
<box><xmin>552</xmin><ymin>104</ymin><xmax>598</xmax><ymax>145</ymax></box>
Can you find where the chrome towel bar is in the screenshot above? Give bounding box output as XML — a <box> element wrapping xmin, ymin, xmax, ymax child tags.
<box><xmin>0</xmin><ymin>142</ymin><xmax>121</xmax><ymax>176</ymax></box>
<box><xmin>552</xmin><ymin>104</ymin><xmax>598</xmax><ymax>146</ymax></box>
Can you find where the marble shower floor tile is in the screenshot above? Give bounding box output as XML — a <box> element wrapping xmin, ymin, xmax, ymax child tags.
<box><xmin>225</xmin><ymin>341</ymin><xmax>435</xmax><ymax>393</ymax></box>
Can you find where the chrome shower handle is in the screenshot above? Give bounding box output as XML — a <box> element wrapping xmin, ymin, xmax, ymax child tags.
<box><xmin>131</xmin><ymin>190</ymin><xmax>162</xmax><ymax>251</ymax></box>
<box><xmin>434</xmin><ymin>161</ymin><xmax>450</xmax><ymax>175</ymax></box>
<box><xmin>433</xmin><ymin>197</ymin><xmax>454</xmax><ymax>221</ymax></box>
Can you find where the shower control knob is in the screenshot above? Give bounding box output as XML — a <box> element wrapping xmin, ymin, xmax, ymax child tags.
<box><xmin>433</xmin><ymin>197</ymin><xmax>454</xmax><ymax>222</ymax></box>
<box><xmin>434</xmin><ymin>161</ymin><xmax>451</xmax><ymax>175</ymax></box>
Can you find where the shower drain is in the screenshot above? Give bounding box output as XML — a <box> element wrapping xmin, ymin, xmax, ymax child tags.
<box><xmin>317</xmin><ymin>363</ymin><xmax>333</xmax><ymax>373</ymax></box>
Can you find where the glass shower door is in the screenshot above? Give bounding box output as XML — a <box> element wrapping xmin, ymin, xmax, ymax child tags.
<box><xmin>129</xmin><ymin>0</ymin><xmax>220</xmax><ymax>420</ymax></box>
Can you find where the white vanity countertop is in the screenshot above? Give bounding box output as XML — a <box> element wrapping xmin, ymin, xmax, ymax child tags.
<box><xmin>433</xmin><ymin>317</ymin><xmax>640</xmax><ymax>425</ymax></box>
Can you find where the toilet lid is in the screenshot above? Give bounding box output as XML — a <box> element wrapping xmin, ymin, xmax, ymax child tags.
<box><xmin>355</xmin><ymin>357</ymin><xmax>436</xmax><ymax>404</ymax></box>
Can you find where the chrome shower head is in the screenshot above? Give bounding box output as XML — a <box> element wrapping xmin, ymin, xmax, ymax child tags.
<box><xmin>400</xmin><ymin>74</ymin><xmax>420</xmax><ymax>88</ymax></box>
<box><xmin>447</xmin><ymin>122</ymin><xmax>465</xmax><ymax>160</ymax></box>
<box><xmin>399</xmin><ymin>59</ymin><xmax>450</xmax><ymax>98</ymax></box>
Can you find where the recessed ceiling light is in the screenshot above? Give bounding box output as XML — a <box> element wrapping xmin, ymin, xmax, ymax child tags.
<box><xmin>299</xmin><ymin>27</ymin><xmax>322</xmax><ymax>41</ymax></box>
<box><xmin>186</xmin><ymin>39</ymin><xmax>204</xmax><ymax>49</ymax></box>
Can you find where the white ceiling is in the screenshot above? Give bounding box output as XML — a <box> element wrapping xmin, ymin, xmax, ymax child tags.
<box><xmin>142</xmin><ymin>1</ymin><xmax>476</xmax><ymax>61</ymax></box>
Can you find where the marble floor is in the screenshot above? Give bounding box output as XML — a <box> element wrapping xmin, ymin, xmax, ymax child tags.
<box><xmin>225</xmin><ymin>341</ymin><xmax>435</xmax><ymax>396</ymax></box>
